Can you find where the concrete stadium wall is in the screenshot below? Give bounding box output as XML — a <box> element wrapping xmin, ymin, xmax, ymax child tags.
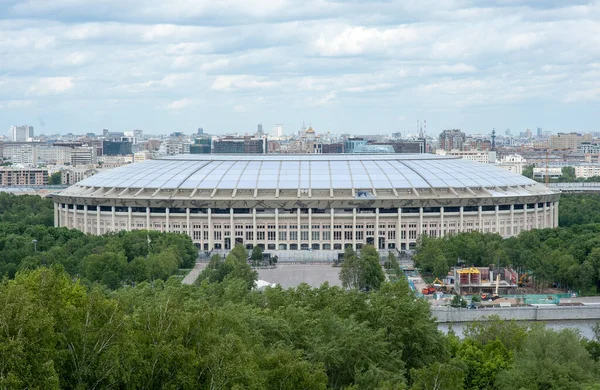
<box><xmin>432</xmin><ymin>306</ymin><xmax>600</xmax><ymax>323</ymax></box>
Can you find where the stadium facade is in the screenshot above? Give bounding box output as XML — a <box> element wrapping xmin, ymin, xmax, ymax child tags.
<box><xmin>51</xmin><ymin>154</ymin><xmax>560</xmax><ymax>253</ymax></box>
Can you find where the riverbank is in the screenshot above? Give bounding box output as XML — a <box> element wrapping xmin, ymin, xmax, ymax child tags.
<box><xmin>432</xmin><ymin>304</ymin><xmax>600</xmax><ymax>323</ymax></box>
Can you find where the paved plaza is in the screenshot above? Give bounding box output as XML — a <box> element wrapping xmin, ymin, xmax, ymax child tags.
<box><xmin>257</xmin><ymin>264</ymin><xmax>342</xmax><ymax>289</ymax></box>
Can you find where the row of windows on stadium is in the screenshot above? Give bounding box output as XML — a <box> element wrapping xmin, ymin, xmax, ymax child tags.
<box><xmin>62</xmin><ymin>203</ymin><xmax>552</xmax><ymax>214</ymax></box>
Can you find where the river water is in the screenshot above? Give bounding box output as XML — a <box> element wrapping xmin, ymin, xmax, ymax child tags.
<box><xmin>438</xmin><ymin>320</ymin><xmax>600</xmax><ymax>339</ymax></box>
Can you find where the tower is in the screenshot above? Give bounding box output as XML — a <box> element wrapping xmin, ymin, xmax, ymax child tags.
<box><xmin>491</xmin><ymin>128</ymin><xmax>496</xmax><ymax>151</ymax></box>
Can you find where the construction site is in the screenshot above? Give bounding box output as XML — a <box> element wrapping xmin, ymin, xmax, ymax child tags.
<box><xmin>408</xmin><ymin>263</ymin><xmax>579</xmax><ymax>310</ymax></box>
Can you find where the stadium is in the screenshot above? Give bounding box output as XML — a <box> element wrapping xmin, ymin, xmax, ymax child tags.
<box><xmin>51</xmin><ymin>154</ymin><xmax>559</xmax><ymax>258</ymax></box>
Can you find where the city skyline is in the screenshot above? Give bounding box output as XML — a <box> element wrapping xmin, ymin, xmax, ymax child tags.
<box><xmin>1</xmin><ymin>1</ymin><xmax>599</xmax><ymax>135</ymax></box>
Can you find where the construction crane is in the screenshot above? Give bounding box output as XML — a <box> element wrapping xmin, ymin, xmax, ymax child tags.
<box><xmin>545</xmin><ymin>140</ymin><xmax>549</xmax><ymax>187</ymax></box>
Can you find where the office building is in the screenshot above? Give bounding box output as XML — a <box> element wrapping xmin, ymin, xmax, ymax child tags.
<box><xmin>438</xmin><ymin>130</ymin><xmax>466</xmax><ymax>151</ymax></box>
<box><xmin>550</xmin><ymin>133</ymin><xmax>592</xmax><ymax>150</ymax></box>
<box><xmin>10</xmin><ymin>125</ymin><xmax>34</xmax><ymax>142</ymax></box>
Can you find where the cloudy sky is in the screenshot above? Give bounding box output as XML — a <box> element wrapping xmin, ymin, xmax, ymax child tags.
<box><xmin>1</xmin><ymin>0</ymin><xmax>599</xmax><ymax>136</ymax></box>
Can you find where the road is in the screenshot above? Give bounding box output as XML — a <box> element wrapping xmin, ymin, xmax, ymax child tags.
<box><xmin>181</xmin><ymin>262</ymin><xmax>207</xmax><ymax>285</ymax></box>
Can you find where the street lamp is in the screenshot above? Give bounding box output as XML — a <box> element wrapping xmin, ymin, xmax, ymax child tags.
<box><xmin>32</xmin><ymin>239</ymin><xmax>37</xmax><ymax>252</ymax></box>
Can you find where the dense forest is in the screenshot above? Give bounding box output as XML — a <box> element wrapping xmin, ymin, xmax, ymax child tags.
<box><xmin>0</xmin><ymin>193</ymin><xmax>196</xmax><ymax>287</ymax></box>
<box><xmin>4</xmin><ymin>264</ymin><xmax>600</xmax><ymax>389</ymax></box>
<box><xmin>559</xmin><ymin>194</ymin><xmax>600</xmax><ymax>227</ymax></box>
<box><xmin>3</xmin><ymin>193</ymin><xmax>600</xmax><ymax>388</ymax></box>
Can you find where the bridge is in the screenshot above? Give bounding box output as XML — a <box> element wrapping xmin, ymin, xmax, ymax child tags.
<box><xmin>548</xmin><ymin>183</ymin><xmax>600</xmax><ymax>193</ymax></box>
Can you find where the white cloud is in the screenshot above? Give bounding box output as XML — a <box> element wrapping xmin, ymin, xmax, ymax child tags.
<box><xmin>313</xmin><ymin>25</ymin><xmax>424</xmax><ymax>56</ymax></box>
<box><xmin>0</xmin><ymin>100</ymin><xmax>33</xmax><ymax>109</ymax></box>
<box><xmin>344</xmin><ymin>83</ymin><xmax>393</xmax><ymax>93</ymax></box>
<box><xmin>27</xmin><ymin>77</ymin><xmax>74</xmax><ymax>96</ymax></box>
<box><xmin>165</xmin><ymin>98</ymin><xmax>193</xmax><ymax>110</ymax></box>
<box><xmin>0</xmin><ymin>0</ymin><xmax>599</xmax><ymax>133</ymax></box>
<box><xmin>211</xmin><ymin>75</ymin><xmax>278</xmax><ymax>91</ymax></box>
<box><xmin>314</xmin><ymin>91</ymin><xmax>337</xmax><ymax>105</ymax></box>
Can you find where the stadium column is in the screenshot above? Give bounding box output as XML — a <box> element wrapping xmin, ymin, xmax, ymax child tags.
<box><xmin>96</xmin><ymin>207</ymin><xmax>100</xmax><ymax>235</ymax></box>
<box><xmin>510</xmin><ymin>204</ymin><xmax>514</xmax><ymax>235</ymax></box>
<box><xmin>146</xmin><ymin>207</ymin><xmax>150</xmax><ymax>230</ymax></box>
<box><xmin>534</xmin><ymin>203</ymin><xmax>539</xmax><ymax>229</ymax></box>
<box><xmin>419</xmin><ymin>207</ymin><xmax>423</xmax><ymax>236</ymax></box>
<box><xmin>352</xmin><ymin>208</ymin><xmax>357</xmax><ymax>251</ymax></box>
<box><xmin>73</xmin><ymin>205</ymin><xmax>77</xmax><ymax>229</ymax></box>
<box><xmin>253</xmin><ymin>208</ymin><xmax>258</xmax><ymax>247</ymax></box>
<box><xmin>478</xmin><ymin>206</ymin><xmax>483</xmax><ymax>232</ymax></box>
<box><xmin>396</xmin><ymin>207</ymin><xmax>401</xmax><ymax>249</ymax></box>
<box><xmin>187</xmin><ymin>208</ymin><xmax>191</xmax><ymax>237</ymax></box>
<box><xmin>229</xmin><ymin>209</ymin><xmax>234</xmax><ymax>247</ymax></box>
<box><xmin>330</xmin><ymin>208</ymin><xmax>334</xmax><ymax>250</ymax></box>
<box><xmin>308</xmin><ymin>208</ymin><xmax>312</xmax><ymax>249</ymax></box>
<box><xmin>542</xmin><ymin>202</ymin><xmax>547</xmax><ymax>228</ymax></box>
<box><xmin>54</xmin><ymin>203</ymin><xmax>59</xmax><ymax>227</ymax></box>
<box><xmin>440</xmin><ymin>207</ymin><xmax>444</xmax><ymax>237</ymax></box>
<box><xmin>495</xmin><ymin>205</ymin><xmax>499</xmax><ymax>234</ymax></box>
<box><xmin>208</xmin><ymin>208</ymin><xmax>213</xmax><ymax>250</ymax></box>
<box><xmin>111</xmin><ymin>206</ymin><xmax>115</xmax><ymax>232</ymax></box>
<box><xmin>275</xmin><ymin>208</ymin><xmax>279</xmax><ymax>250</ymax></box>
<box><xmin>554</xmin><ymin>200</ymin><xmax>559</xmax><ymax>227</ymax></box>
<box><xmin>165</xmin><ymin>208</ymin><xmax>170</xmax><ymax>233</ymax></box>
<box><xmin>64</xmin><ymin>204</ymin><xmax>69</xmax><ymax>228</ymax></box>
<box><xmin>523</xmin><ymin>205</ymin><xmax>527</xmax><ymax>231</ymax></box>
<box><xmin>296</xmin><ymin>208</ymin><xmax>301</xmax><ymax>249</ymax></box>
<box><xmin>375</xmin><ymin>208</ymin><xmax>379</xmax><ymax>249</ymax></box>
<box><xmin>84</xmin><ymin>205</ymin><xmax>88</xmax><ymax>234</ymax></box>
<box><xmin>459</xmin><ymin>206</ymin><xmax>464</xmax><ymax>232</ymax></box>
<box><xmin>127</xmin><ymin>206</ymin><xmax>132</xmax><ymax>231</ymax></box>
<box><xmin>405</xmin><ymin>215</ymin><xmax>410</xmax><ymax>250</ymax></box>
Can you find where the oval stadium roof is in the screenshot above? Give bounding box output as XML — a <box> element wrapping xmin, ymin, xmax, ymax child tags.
<box><xmin>77</xmin><ymin>154</ymin><xmax>541</xmax><ymax>192</ymax></box>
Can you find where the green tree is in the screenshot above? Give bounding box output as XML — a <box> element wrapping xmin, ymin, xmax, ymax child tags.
<box><xmin>49</xmin><ymin>171</ymin><xmax>62</xmax><ymax>185</ymax></box>
<box><xmin>384</xmin><ymin>251</ymin><xmax>401</xmax><ymax>277</ymax></box>
<box><xmin>451</xmin><ymin>295</ymin><xmax>467</xmax><ymax>308</ymax></box>
<box><xmin>339</xmin><ymin>245</ymin><xmax>385</xmax><ymax>291</ymax></box>
<box><xmin>522</xmin><ymin>164</ymin><xmax>534</xmax><ymax>179</ymax></box>
<box><xmin>559</xmin><ymin>166</ymin><xmax>576</xmax><ymax>182</ymax></box>
<box><xmin>339</xmin><ymin>246</ymin><xmax>360</xmax><ymax>289</ymax></box>
<box><xmin>358</xmin><ymin>245</ymin><xmax>386</xmax><ymax>291</ymax></box>
<box><xmin>231</xmin><ymin>243</ymin><xmax>249</xmax><ymax>262</ymax></box>
<box><xmin>410</xmin><ymin>360</ymin><xmax>465</xmax><ymax>390</ymax></box>
<box><xmin>496</xmin><ymin>328</ymin><xmax>599</xmax><ymax>389</ymax></box>
<box><xmin>414</xmin><ymin>235</ymin><xmax>449</xmax><ymax>277</ymax></box>
<box><xmin>251</xmin><ymin>245</ymin><xmax>263</xmax><ymax>266</ymax></box>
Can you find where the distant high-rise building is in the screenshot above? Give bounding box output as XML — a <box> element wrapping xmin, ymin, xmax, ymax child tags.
<box><xmin>505</xmin><ymin>128</ymin><xmax>511</xmax><ymax>136</ymax></box>
<box><xmin>103</xmin><ymin>140</ymin><xmax>133</xmax><ymax>156</ymax></box>
<box><xmin>438</xmin><ymin>129</ymin><xmax>466</xmax><ymax>151</ymax></box>
<box><xmin>190</xmin><ymin>138</ymin><xmax>211</xmax><ymax>154</ymax></box>
<box><xmin>213</xmin><ymin>136</ymin><xmax>266</xmax><ymax>154</ymax></box>
<box><xmin>10</xmin><ymin>125</ymin><xmax>34</xmax><ymax>142</ymax></box>
<box><xmin>257</xmin><ymin>124</ymin><xmax>264</xmax><ymax>136</ymax></box>
<box><xmin>272</xmin><ymin>124</ymin><xmax>283</xmax><ymax>138</ymax></box>
<box><xmin>197</xmin><ymin>127</ymin><xmax>204</xmax><ymax>135</ymax></box>
<box><xmin>550</xmin><ymin>132</ymin><xmax>592</xmax><ymax>150</ymax></box>
<box><xmin>536</xmin><ymin>127</ymin><xmax>543</xmax><ymax>138</ymax></box>
<box><xmin>344</xmin><ymin>138</ymin><xmax>367</xmax><ymax>153</ymax></box>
